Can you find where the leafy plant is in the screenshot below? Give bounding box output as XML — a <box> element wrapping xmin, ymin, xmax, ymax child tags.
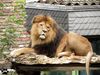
<box><xmin>0</xmin><ymin>26</ymin><xmax>19</xmax><ymax>58</ymax></box>
<box><xmin>0</xmin><ymin>3</ymin><xmax>4</xmax><ymax>7</ymax></box>
<box><xmin>8</xmin><ymin>16</ymin><xmax>24</xmax><ymax>25</ymax></box>
<box><xmin>0</xmin><ymin>0</ymin><xmax>26</xmax><ymax>59</ymax></box>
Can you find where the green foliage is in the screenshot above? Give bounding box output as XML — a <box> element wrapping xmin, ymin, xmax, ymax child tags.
<box><xmin>0</xmin><ymin>0</ymin><xmax>26</xmax><ymax>59</ymax></box>
<box><xmin>8</xmin><ymin>16</ymin><xmax>24</xmax><ymax>25</ymax></box>
<box><xmin>14</xmin><ymin>0</ymin><xmax>26</xmax><ymax>10</ymax></box>
<box><xmin>0</xmin><ymin>3</ymin><xmax>4</xmax><ymax>7</ymax></box>
<box><xmin>0</xmin><ymin>26</ymin><xmax>19</xmax><ymax>58</ymax></box>
<box><xmin>0</xmin><ymin>12</ymin><xmax>4</xmax><ymax>16</ymax></box>
<box><xmin>16</xmin><ymin>0</ymin><xmax>26</xmax><ymax>3</ymax></box>
<box><xmin>0</xmin><ymin>27</ymin><xmax>16</xmax><ymax>47</ymax></box>
<box><xmin>9</xmin><ymin>0</ymin><xmax>26</xmax><ymax>25</ymax></box>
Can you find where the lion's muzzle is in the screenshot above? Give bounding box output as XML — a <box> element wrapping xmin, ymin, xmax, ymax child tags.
<box><xmin>39</xmin><ymin>31</ymin><xmax>46</xmax><ymax>40</ymax></box>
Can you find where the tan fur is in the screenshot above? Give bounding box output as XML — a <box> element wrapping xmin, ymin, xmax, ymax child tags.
<box><xmin>56</xmin><ymin>32</ymin><xmax>93</xmax><ymax>75</ymax></box>
<box><xmin>10</xmin><ymin>15</ymin><xmax>93</xmax><ymax>75</ymax></box>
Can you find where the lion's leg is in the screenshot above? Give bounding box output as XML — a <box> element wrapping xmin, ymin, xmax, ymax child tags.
<box><xmin>56</xmin><ymin>34</ymin><xmax>68</xmax><ymax>56</ymax></box>
<box><xmin>57</xmin><ymin>51</ymin><xmax>72</xmax><ymax>58</ymax></box>
<box><xmin>70</xmin><ymin>54</ymin><xmax>84</xmax><ymax>60</ymax></box>
<box><xmin>58</xmin><ymin>52</ymin><xmax>84</xmax><ymax>60</ymax></box>
<box><xmin>10</xmin><ymin>48</ymin><xmax>34</xmax><ymax>57</ymax></box>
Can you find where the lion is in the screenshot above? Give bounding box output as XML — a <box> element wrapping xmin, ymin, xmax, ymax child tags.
<box><xmin>10</xmin><ymin>15</ymin><xmax>94</xmax><ymax>75</ymax></box>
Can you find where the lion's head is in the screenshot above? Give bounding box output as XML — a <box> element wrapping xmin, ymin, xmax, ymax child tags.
<box><xmin>31</xmin><ymin>15</ymin><xmax>58</xmax><ymax>46</ymax></box>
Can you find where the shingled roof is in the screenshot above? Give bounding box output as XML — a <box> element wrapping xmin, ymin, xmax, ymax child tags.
<box><xmin>25</xmin><ymin>3</ymin><xmax>100</xmax><ymax>36</ymax></box>
<box><xmin>26</xmin><ymin>0</ymin><xmax>100</xmax><ymax>6</ymax></box>
<box><xmin>69</xmin><ymin>10</ymin><xmax>100</xmax><ymax>35</ymax></box>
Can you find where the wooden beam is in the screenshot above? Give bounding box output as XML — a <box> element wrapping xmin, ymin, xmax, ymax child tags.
<box><xmin>11</xmin><ymin>62</ymin><xmax>100</xmax><ymax>71</ymax></box>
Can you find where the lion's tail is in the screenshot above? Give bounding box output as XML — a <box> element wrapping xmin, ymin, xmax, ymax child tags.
<box><xmin>86</xmin><ymin>50</ymin><xmax>93</xmax><ymax>75</ymax></box>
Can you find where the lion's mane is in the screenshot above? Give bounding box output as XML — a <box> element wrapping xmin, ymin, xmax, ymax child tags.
<box><xmin>30</xmin><ymin>15</ymin><xmax>65</xmax><ymax>57</ymax></box>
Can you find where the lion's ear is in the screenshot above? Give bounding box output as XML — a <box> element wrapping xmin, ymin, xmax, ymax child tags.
<box><xmin>31</xmin><ymin>16</ymin><xmax>36</xmax><ymax>24</ymax></box>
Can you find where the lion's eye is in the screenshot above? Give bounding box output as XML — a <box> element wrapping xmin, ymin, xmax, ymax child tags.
<box><xmin>40</xmin><ymin>24</ymin><xmax>43</xmax><ymax>26</ymax></box>
<box><xmin>47</xmin><ymin>26</ymin><xmax>50</xmax><ymax>29</ymax></box>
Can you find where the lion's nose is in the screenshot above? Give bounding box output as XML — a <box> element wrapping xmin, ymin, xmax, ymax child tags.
<box><xmin>43</xmin><ymin>28</ymin><xmax>47</xmax><ymax>32</ymax></box>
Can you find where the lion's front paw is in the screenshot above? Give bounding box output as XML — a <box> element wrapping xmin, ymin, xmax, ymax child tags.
<box><xmin>10</xmin><ymin>49</ymin><xmax>22</xmax><ymax>57</ymax></box>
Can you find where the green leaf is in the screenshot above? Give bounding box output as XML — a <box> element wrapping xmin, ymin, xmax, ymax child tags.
<box><xmin>0</xmin><ymin>3</ymin><xmax>4</xmax><ymax>7</ymax></box>
<box><xmin>15</xmin><ymin>19</ymin><xmax>23</xmax><ymax>25</ymax></box>
<box><xmin>16</xmin><ymin>0</ymin><xmax>25</xmax><ymax>3</ymax></box>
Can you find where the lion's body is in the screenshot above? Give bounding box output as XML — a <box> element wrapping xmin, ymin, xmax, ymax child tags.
<box><xmin>10</xmin><ymin>15</ymin><xmax>94</xmax><ymax>75</ymax></box>
<box><xmin>68</xmin><ymin>32</ymin><xmax>92</xmax><ymax>56</ymax></box>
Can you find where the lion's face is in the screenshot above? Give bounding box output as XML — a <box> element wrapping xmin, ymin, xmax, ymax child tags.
<box><xmin>31</xmin><ymin>15</ymin><xmax>57</xmax><ymax>45</ymax></box>
<box><xmin>37</xmin><ymin>21</ymin><xmax>54</xmax><ymax>40</ymax></box>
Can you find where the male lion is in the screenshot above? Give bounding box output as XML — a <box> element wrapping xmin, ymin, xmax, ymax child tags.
<box><xmin>10</xmin><ymin>15</ymin><xmax>94</xmax><ymax>75</ymax></box>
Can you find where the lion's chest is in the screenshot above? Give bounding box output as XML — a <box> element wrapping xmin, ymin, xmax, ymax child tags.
<box><xmin>33</xmin><ymin>42</ymin><xmax>58</xmax><ymax>57</ymax></box>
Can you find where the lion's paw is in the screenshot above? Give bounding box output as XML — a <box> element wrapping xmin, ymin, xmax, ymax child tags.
<box><xmin>10</xmin><ymin>49</ymin><xmax>22</xmax><ymax>57</ymax></box>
